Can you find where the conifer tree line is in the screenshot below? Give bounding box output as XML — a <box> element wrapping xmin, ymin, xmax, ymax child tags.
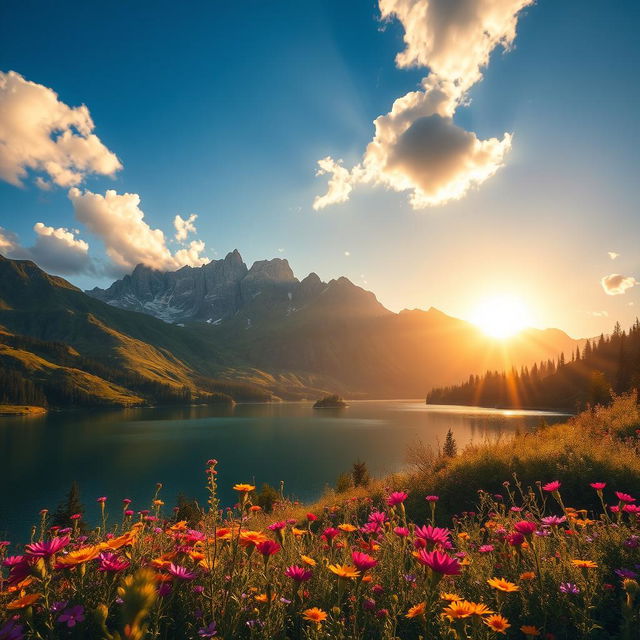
<box><xmin>427</xmin><ymin>320</ymin><xmax>640</xmax><ymax>411</ymax></box>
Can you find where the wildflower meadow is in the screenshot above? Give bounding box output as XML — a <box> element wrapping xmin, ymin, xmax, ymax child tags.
<box><xmin>1</xmin><ymin>458</ymin><xmax>639</xmax><ymax>640</ymax></box>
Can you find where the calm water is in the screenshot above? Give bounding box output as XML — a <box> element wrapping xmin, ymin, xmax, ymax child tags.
<box><xmin>0</xmin><ymin>401</ymin><xmax>568</xmax><ymax>540</ymax></box>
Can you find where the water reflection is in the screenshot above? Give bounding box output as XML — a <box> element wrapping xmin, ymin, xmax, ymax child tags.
<box><xmin>0</xmin><ymin>401</ymin><xmax>567</xmax><ymax>540</ymax></box>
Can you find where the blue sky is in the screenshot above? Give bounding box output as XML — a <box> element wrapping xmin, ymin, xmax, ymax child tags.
<box><xmin>1</xmin><ymin>0</ymin><xmax>639</xmax><ymax>337</ymax></box>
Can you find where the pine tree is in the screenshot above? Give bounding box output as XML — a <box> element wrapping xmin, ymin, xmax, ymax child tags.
<box><xmin>352</xmin><ymin>460</ymin><xmax>370</xmax><ymax>487</ymax></box>
<box><xmin>53</xmin><ymin>481</ymin><xmax>85</xmax><ymax>529</ymax></box>
<box><xmin>443</xmin><ymin>429</ymin><xmax>458</xmax><ymax>458</ymax></box>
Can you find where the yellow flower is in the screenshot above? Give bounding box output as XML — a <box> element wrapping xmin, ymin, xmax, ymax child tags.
<box><xmin>153</xmin><ymin>499</ymin><xmax>164</xmax><ymax>506</ymax></box>
<box><xmin>406</xmin><ymin>602</ymin><xmax>426</xmax><ymax>618</ymax></box>
<box><xmin>487</xmin><ymin>577</ymin><xmax>520</xmax><ymax>592</ymax></box>
<box><xmin>469</xmin><ymin>602</ymin><xmax>494</xmax><ymax>616</ymax></box>
<box><xmin>302</xmin><ymin>607</ymin><xmax>328</xmax><ymax>623</ymax></box>
<box><xmin>443</xmin><ymin>600</ymin><xmax>475</xmax><ymax>619</ymax></box>
<box><xmin>521</xmin><ymin>625</ymin><xmax>541</xmax><ymax>637</ymax></box>
<box><xmin>458</xmin><ymin>532</ymin><xmax>470</xmax><ymax>540</ymax></box>
<box><xmin>233</xmin><ymin>483</ymin><xmax>256</xmax><ymax>493</ymax></box>
<box><xmin>520</xmin><ymin>571</ymin><xmax>536</xmax><ymax>581</ymax></box>
<box><xmin>301</xmin><ymin>555</ymin><xmax>317</xmax><ymax>567</ymax></box>
<box><xmin>484</xmin><ymin>614</ymin><xmax>511</xmax><ymax>634</ymax></box>
<box><xmin>571</xmin><ymin>559</ymin><xmax>597</xmax><ymax>569</ymax></box>
<box><xmin>55</xmin><ymin>544</ymin><xmax>102</xmax><ymax>567</ymax></box>
<box><xmin>6</xmin><ymin>593</ymin><xmax>42</xmax><ymax>610</ymax></box>
<box><xmin>239</xmin><ymin>530</ymin><xmax>269</xmax><ymax>547</ymax></box>
<box><xmin>292</xmin><ymin>527</ymin><xmax>307</xmax><ymax>537</ymax></box>
<box><xmin>338</xmin><ymin>524</ymin><xmax>357</xmax><ymax>532</ymax></box>
<box><xmin>328</xmin><ymin>564</ymin><xmax>360</xmax><ymax>579</ymax></box>
<box><xmin>440</xmin><ymin>592</ymin><xmax>462</xmax><ymax>602</ymax></box>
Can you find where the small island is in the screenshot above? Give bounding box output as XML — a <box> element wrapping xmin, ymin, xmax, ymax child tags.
<box><xmin>0</xmin><ymin>405</ymin><xmax>47</xmax><ymax>417</ymax></box>
<box><xmin>313</xmin><ymin>394</ymin><xmax>347</xmax><ymax>409</ymax></box>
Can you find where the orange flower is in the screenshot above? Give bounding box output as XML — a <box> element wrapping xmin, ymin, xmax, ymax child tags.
<box><xmin>338</xmin><ymin>524</ymin><xmax>357</xmax><ymax>533</ymax></box>
<box><xmin>485</xmin><ymin>614</ymin><xmax>511</xmax><ymax>633</ymax></box>
<box><xmin>406</xmin><ymin>602</ymin><xmax>426</xmax><ymax>618</ymax></box>
<box><xmin>328</xmin><ymin>564</ymin><xmax>360</xmax><ymax>579</ymax></box>
<box><xmin>302</xmin><ymin>607</ymin><xmax>328</xmax><ymax>623</ymax></box>
<box><xmin>487</xmin><ymin>577</ymin><xmax>520</xmax><ymax>592</ymax></box>
<box><xmin>440</xmin><ymin>592</ymin><xmax>462</xmax><ymax>602</ymax></box>
<box><xmin>443</xmin><ymin>600</ymin><xmax>475</xmax><ymax>619</ymax></box>
<box><xmin>233</xmin><ymin>484</ymin><xmax>255</xmax><ymax>493</ymax></box>
<box><xmin>239</xmin><ymin>530</ymin><xmax>268</xmax><ymax>547</ymax></box>
<box><xmin>292</xmin><ymin>527</ymin><xmax>307</xmax><ymax>537</ymax></box>
<box><xmin>55</xmin><ymin>544</ymin><xmax>102</xmax><ymax>568</ymax></box>
<box><xmin>520</xmin><ymin>571</ymin><xmax>536</xmax><ymax>581</ymax></box>
<box><xmin>521</xmin><ymin>625</ymin><xmax>541</xmax><ymax>637</ymax></box>
<box><xmin>255</xmin><ymin>592</ymin><xmax>276</xmax><ymax>603</ymax></box>
<box><xmin>249</xmin><ymin>505</ymin><xmax>262</xmax><ymax>512</ymax></box>
<box><xmin>469</xmin><ymin>602</ymin><xmax>494</xmax><ymax>616</ymax></box>
<box><xmin>6</xmin><ymin>593</ymin><xmax>42</xmax><ymax>609</ymax></box>
<box><xmin>301</xmin><ymin>555</ymin><xmax>317</xmax><ymax>567</ymax></box>
<box><xmin>169</xmin><ymin>520</ymin><xmax>188</xmax><ymax>531</ymax></box>
<box><xmin>571</xmin><ymin>559</ymin><xmax>597</xmax><ymax>569</ymax></box>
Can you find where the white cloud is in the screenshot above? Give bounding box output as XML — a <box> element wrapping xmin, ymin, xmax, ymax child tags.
<box><xmin>588</xmin><ymin>310</ymin><xmax>609</xmax><ymax>318</ymax></box>
<box><xmin>174</xmin><ymin>213</ymin><xmax>198</xmax><ymax>242</ymax></box>
<box><xmin>608</xmin><ymin>251</ymin><xmax>619</xmax><ymax>260</ymax></box>
<box><xmin>0</xmin><ymin>222</ymin><xmax>92</xmax><ymax>275</ymax></box>
<box><xmin>68</xmin><ymin>188</ymin><xmax>208</xmax><ymax>273</ymax></box>
<box><xmin>601</xmin><ymin>273</ymin><xmax>637</xmax><ymax>296</ymax></box>
<box><xmin>0</xmin><ymin>71</ymin><xmax>122</xmax><ymax>188</ymax></box>
<box><xmin>314</xmin><ymin>0</ymin><xmax>533</xmax><ymax>209</ymax></box>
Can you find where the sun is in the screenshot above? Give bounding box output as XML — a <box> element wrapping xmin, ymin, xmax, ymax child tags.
<box><xmin>471</xmin><ymin>295</ymin><xmax>530</xmax><ymax>339</ymax></box>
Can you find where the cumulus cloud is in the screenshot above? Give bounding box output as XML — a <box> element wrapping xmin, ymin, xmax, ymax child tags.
<box><xmin>608</xmin><ymin>251</ymin><xmax>619</xmax><ymax>260</ymax></box>
<box><xmin>314</xmin><ymin>0</ymin><xmax>533</xmax><ymax>210</ymax></box>
<box><xmin>0</xmin><ymin>222</ymin><xmax>92</xmax><ymax>275</ymax></box>
<box><xmin>601</xmin><ymin>274</ymin><xmax>637</xmax><ymax>296</ymax></box>
<box><xmin>174</xmin><ymin>213</ymin><xmax>198</xmax><ymax>242</ymax></box>
<box><xmin>68</xmin><ymin>188</ymin><xmax>208</xmax><ymax>273</ymax></box>
<box><xmin>0</xmin><ymin>71</ymin><xmax>122</xmax><ymax>188</ymax></box>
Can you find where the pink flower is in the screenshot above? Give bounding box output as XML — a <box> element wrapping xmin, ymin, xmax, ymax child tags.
<box><xmin>541</xmin><ymin>515</ymin><xmax>566</xmax><ymax>526</ymax></box>
<box><xmin>25</xmin><ymin>535</ymin><xmax>70</xmax><ymax>558</ymax></box>
<box><xmin>514</xmin><ymin>520</ymin><xmax>537</xmax><ymax>536</ymax></box>
<box><xmin>615</xmin><ymin>491</ymin><xmax>636</xmax><ymax>503</ymax></box>
<box><xmin>284</xmin><ymin>565</ymin><xmax>312</xmax><ymax>582</ymax></box>
<box><xmin>322</xmin><ymin>527</ymin><xmax>341</xmax><ymax>541</ymax></box>
<box><xmin>352</xmin><ymin>551</ymin><xmax>378</xmax><ymax>572</ymax></box>
<box><xmin>386</xmin><ymin>491</ymin><xmax>408</xmax><ymax>506</ymax></box>
<box><xmin>122</xmin><ymin>498</ymin><xmax>132</xmax><ymax>505</ymax></box>
<box><xmin>306</xmin><ymin>513</ymin><xmax>318</xmax><ymax>521</ymax></box>
<box><xmin>268</xmin><ymin>521</ymin><xmax>286</xmax><ymax>531</ymax></box>
<box><xmin>414</xmin><ymin>550</ymin><xmax>461</xmax><ymax>575</ymax></box>
<box><xmin>393</xmin><ymin>526</ymin><xmax>410</xmax><ymax>537</ymax></box>
<box><xmin>167</xmin><ymin>563</ymin><xmax>196</xmax><ymax>580</ymax></box>
<box><xmin>256</xmin><ymin>540</ymin><xmax>281</xmax><ymax>556</ymax></box>
<box><xmin>425</xmin><ymin>495</ymin><xmax>439</xmax><ymax>502</ymax></box>
<box><xmin>368</xmin><ymin>511</ymin><xmax>388</xmax><ymax>525</ymax></box>
<box><xmin>590</xmin><ymin>482</ymin><xmax>606</xmax><ymax>490</ymax></box>
<box><xmin>124</xmin><ymin>510</ymin><xmax>134</xmax><ymax>517</ymax></box>
<box><xmin>97</xmin><ymin>496</ymin><xmax>107</xmax><ymax>504</ymax></box>
<box><xmin>542</xmin><ymin>481</ymin><xmax>561</xmax><ymax>492</ymax></box>
<box><xmin>414</xmin><ymin>525</ymin><xmax>451</xmax><ymax>549</ymax></box>
<box><xmin>507</xmin><ymin>532</ymin><xmax>525</xmax><ymax>546</ymax></box>
<box><xmin>98</xmin><ymin>552</ymin><xmax>130</xmax><ymax>572</ymax></box>
<box><xmin>478</xmin><ymin>544</ymin><xmax>494</xmax><ymax>553</ymax></box>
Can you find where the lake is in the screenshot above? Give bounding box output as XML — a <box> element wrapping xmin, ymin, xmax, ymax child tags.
<box><xmin>0</xmin><ymin>401</ymin><xmax>568</xmax><ymax>541</ymax></box>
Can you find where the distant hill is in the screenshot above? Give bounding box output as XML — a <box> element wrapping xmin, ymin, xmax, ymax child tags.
<box><xmin>0</xmin><ymin>253</ymin><xmax>583</xmax><ymax>405</ymax></box>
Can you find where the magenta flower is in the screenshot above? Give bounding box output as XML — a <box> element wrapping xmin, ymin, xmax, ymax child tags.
<box><xmin>368</xmin><ymin>510</ymin><xmax>388</xmax><ymax>525</ymax></box>
<box><xmin>414</xmin><ymin>550</ymin><xmax>461</xmax><ymax>575</ymax></box>
<box><xmin>97</xmin><ymin>496</ymin><xmax>107</xmax><ymax>504</ymax></box>
<box><xmin>542</xmin><ymin>481</ymin><xmax>561</xmax><ymax>492</ymax></box>
<box><xmin>268</xmin><ymin>521</ymin><xmax>286</xmax><ymax>531</ymax></box>
<box><xmin>590</xmin><ymin>482</ymin><xmax>606</xmax><ymax>490</ymax></box>
<box><xmin>25</xmin><ymin>535</ymin><xmax>70</xmax><ymax>558</ymax></box>
<box><xmin>414</xmin><ymin>525</ymin><xmax>450</xmax><ymax>549</ymax></box>
<box><xmin>167</xmin><ymin>563</ymin><xmax>196</xmax><ymax>580</ymax></box>
<box><xmin>58</xmin><ymin>605</ymin><xmax>85</xmax><ymax>628</ymax></box>
<box><xmin>393</xmin><ymin>526</ymin><xmax>410</xmax><ymax>537</ymax></box>
<box><xmin>425</xmin><ymin>495</ymin><xmax>439</xmax><ymax>502</ymax></box>
<box><xmin>284</xmin><ymin>565</ymin><xmax>312</xmax><ymax>582</ymax></box>
<box><xmin>560</xmin><ymin>582</ymin><xmax>580</xmax><ymax>594</ymax></box>
<box><xmin>98</xmin><ymin>552</ymin><xmax>130</xmax><ymax>572</ymax></box>
<box><xmin>256</xmin><ymin>540</ymin><xmax>281</xmax><ymax>556</ymax></box>
<box><xmin>386</xmin><ymin>491</ymin><xmax>408</xmax><ymax>506</ymax></box>
<box><xmin>3</xmin><ymin>555</ymin><xmax>24</xmax><ymax>567</ymax></box>
<box><xmin>615</xmin><ymin>491</ymin><xmax>636</xmax><ymax>503</ymax></box>
<box><xmin>514</xmin><ymin>520</ymin><xmax>537</xmax><ymax>536</ymax></box>
<box><xmin>352</xmin><ymin>551</ymin><xmax>378</xmax><ymax>572</ymax></box>
<box><xmin>541</xmin><ymin>515</ymin><xmax>567</xmax><ymax>526</ymax></box>
<box><xmin>507</xmin><ymin>532</ymin><xmax>525</xmax><ymax>546</ymax></box>
<box><xmin>322</xmin><ymin>527</ymin><xmax>341</xmax><ymax>541</ymax></box>
<box><xmin>478</xmin><ymin>544</ymin><xmax>495</xmax><ymax>553</ymax></box>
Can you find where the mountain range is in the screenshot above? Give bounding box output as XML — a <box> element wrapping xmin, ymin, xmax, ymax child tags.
<box><xmin>0</xmin><ymin>252</ymin><xmax>583</xmax><ymax>406</ymax></box>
